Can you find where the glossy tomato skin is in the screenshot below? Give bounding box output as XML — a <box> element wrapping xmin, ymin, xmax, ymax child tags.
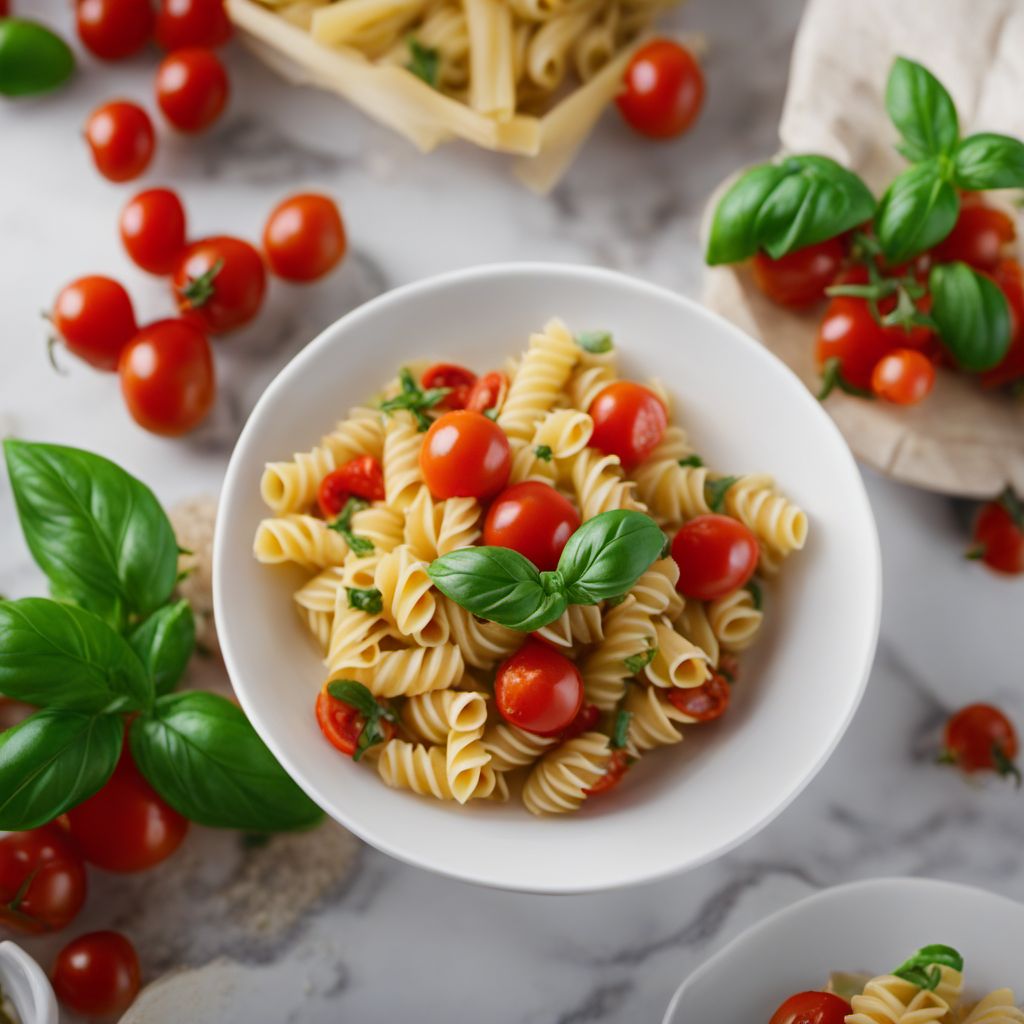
<box><xmin>769</xmin><ymin>990</ymin><xmax>850</xmax><ymax>1024</ymax></box>
<box><xmin>585</xmin><ymin>749</ymin><xmax>630</xmax><ymax>796</ymax></box>
<box><xmin>156</xmin><ymin>0</ymin><xmax>232</xmax><ymax>49</ymax></box>
<box><xmin>589</xmin><ymin>381</ymin><xmax>667</xmax><ymax>469</ymax></box>
<box><xmin>53</xmin><ymin>276</ymin><xmax>137</xmax><ymax>371</ymax></box>
<box><xmin>980</xmin><ymin>259</ymin><xmax>1024</xmax><ymax>389</ymax></box>
<box><xmin>871</xmin><ymin>348</ymin><xmax>936</xmax><ymax>405</ymax></box>
<box><xmin>751</xmin><ymin>238</ymin><xmax>846</xmax><ymax>308</ymax></box>
<box><xmin>76</xmin><ymin>0</ymin><xmax>154</xmax><ymax>60</ymax></box>
<box><xmin>52</xmin><ymin>930</ymin><xmax>141</xmax><ymax>1018</ymax></box>
<box><xmin>466</xmin><ymin>371</ymin><xmax>508</xmax><ymax>414</ymax></box>
<box><xmin>560</xmin><ymin>702</ymin><xmax>600</xmax><ymax>742</ymax></box>
<box><xmin>119</xmin><ymin>318</ymin><xmax>215</xmax><ymax>436</ymax></box>
<box><xmin>120</xmin><ymin>188</ymin><xmax>187</xmax><ymax>275</ymax></box>
<box><xmin>617</xmin><ymin>40</ymin><xmax>704</xmax><ymax>139</ymax></box>
<box><xmin>317</xmin><ymin>456</ymin><xmax>385</xmax><ymax>518</ymax></box>
<box><xmin>971</xmin><ymin>498</ymin><xmax>1024</xmax><ymax>575</ymax></box>
<box><xmin>0</xmin><ymin>826</ymin><xmax>87</xmax><ymax>934</ymax></box>
<box><xmin>155</xmin><ymin>48</ymin><xmax>229</xmax><ymax>133</ymax></box>
<box><xmin>667</xmin><ymin>673</ymin><xmax>731</xmax><ymax>722</ymax></box>
<box><xmin>671</xmin><ymin>514</ymin><xmax>759</xmax><ymax>601</ymax></box>
<box><xmin>495</xmin><ymin>640</ymin><xmax>584</xmax><ymax>736</ymax></box>
<box><xmin>67</xmin><ymin>747</ymin><xmax>189</xmax><ymax>873</ymax></box>
<box><xmin>933</xmin><ymin>202</ymin><xmax>1016</xmax><ymax>271</ymax></box>
<box><xmin>173</xmin><ymin>236</ymin><xmax>266</xmax><ymax>333</ymax></box>
<box><xmin>815</xmin><ymin>296</ymin><xmax>896</xmax><ymax>390</ymax></box>
<box><xmin>420</xmin><ymin>410</ymin><xmax>511</xmax><ymax>500</ymax></box>
<box><xmin>85</xmin><ymin>101</ymin><xmax>155</xmax><ymax>182</ymax></box>
<box><xmin>483</xmin><ymin>482</ymin><xmax>581</xmax><ymax>571</ymax></box>
<box><xmin>943</xmin><ymin>703</ymin><xmax>1019</xmax><ymax>777</ymax></box>
<box><xmin>263</xmin><ymin>193</ymin><xmax>347</xmax><ymax>282</ymax></box>
<box><xmin>421</xmin><ymin>363</ymin><xmax>476</xmax><ymax>410</ymax></box>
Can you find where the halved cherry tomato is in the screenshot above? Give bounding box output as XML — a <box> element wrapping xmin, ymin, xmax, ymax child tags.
<box><xmin>120</xmin><ymin>188</ymin><xmax>187</xmax><ymax>275</ymax></box>
<box><xmin>0</xmin><ymin>825</ymin><xmax>87</xmax><ymax>934</ymax></box>
<box><xmin>589</xmin><ymin>381</ymin><xmax>667</xmax><ymax>469</ymax></box>
<box><xmin>561</xmin><ymin>702</ymin><xmax>600</xmax><ymax>741</ymax></box>
<box><xmin>420</xmin><ymin>410</ymin><xmax>511</xmax><ymax>500</ymax></box>
<box><xmin>76</xmin><ymin>0</ymin><xmax>154</xmax><ymax>60</ymax></box>
<box><xmin>933</xmin><ymin>202</ymin><xmax>1016</xmax><ymax>271</ymax></box>
<box><xmin>751</xmin><ymin>238</ymin><xmax>846</xmax><ymax>308</ymax></box>
<box><xmin>616</xmin><ymin>39</ymin><xmax>704</xmax><ymax>139</ymax></box>
<box><xmin>483</xmin><ymin>481</ymin><xmax>580</xmax><ymax>571</ymax></box>
<box><xmin>871</xmin><ymin>348</ymin><xmax>936</xmax><ymax>405</ymax></box>
<box><xmin>84</xmin><ymin>101</ymin><xmax>155</xmax><ymax>182</ymax></box>
<box><xmin>315</xmin><ymin>688</ymin><xmax>394</xmax><ymax>757</ymax></box>
<box><xmin>815</xmin><ymin>296</ymin><xmax>896</xmax><ymax>392</ymax></box>
<box><xmin>119</xmin><ymin>318</ymin><xmax>215</xmax><ymax>436</ymax></box>
<box><xmin>155</xmin><ymin>0</ymin><xmax>232</xmax><ymax>50</ymax></box>
<box><xmin>263</xmin><ymin>193</ymin><xmax>347</xmax><ymax>283</ymax></box>
<box><xmin>495</xmin><ymin>640</ymin><xmax>584</xmax><ymax>736</ymax></box>
<box><xmin>942</xmin><ymin>703</ymin><xmax>1020</xmax><ymax>784</ymax></box>
<box><xmin>173</xmin><ymin>236</ymin><xmax>266</xmax><ymax>334</ymax></box>
<box><xmin>585</xmin><ymin>749</ymin><xmax>630</xmax><ymax>796</ymax></box>
<box><xmin>52</xmin><ymin>276</ymin><xmax>137</xmax><ymax>371</ymax></box>
<box><xmin>667</xmin><ymin>673</ymin><xmax>731</xmax><ymax>722</ymax></box>
<box><xmin>317</xmin><ymin>456</ymin><xmax>385</xmax><ymax>518</ymax></box>
<box><xmin>671</xmin><ymin>515</ymin><xmax>759</xmax><ymax>601</ymax></box>
<box><xmin>466</xmin><ymin>370</ymin><xmax>509</xmax><ymax>415</ymax></box>
<box><xmin>67</xmin><ymin>747</ymin><xmax>189</xmax><ymax>872</ymax></box>
<box><xmin>970</xmin><ymin>490</ymin><xmax>1024</xmax><ymax>575</ymax></box>
<box><xmin>769</xmin><ymin>990</ymin><xmax>850</xmax><ymax>1024</ymax></box>
<box><xmin>155</xmin><ymin>48</ymin><xmax>229</xmax><ymax>133</ymax></box>
<box><xmin>980</xmin><ymin>259</ymin><xmax>1024</xmax><ymax>389</ymax></box>
<box><xmin>421</xmin><ymin>363</ymin><xmax>476</xmax><ymax>410</ymax></box>
<box><xmin>52</xmin><ymin>931</ymin><xmax>141</xmax><ymax>1018</ymax></box>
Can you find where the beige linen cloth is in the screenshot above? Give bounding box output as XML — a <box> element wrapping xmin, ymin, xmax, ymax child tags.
<box><xmin>703</xmin><ymin>0</ymin><xmax>1024</xmax><ymax>497</ymax></box>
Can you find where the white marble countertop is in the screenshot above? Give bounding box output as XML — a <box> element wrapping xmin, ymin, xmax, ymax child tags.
<box><xmin>3</xmin><ymin>1</ymin><xmax>1024</xmax><ymax>1021</ymax></box>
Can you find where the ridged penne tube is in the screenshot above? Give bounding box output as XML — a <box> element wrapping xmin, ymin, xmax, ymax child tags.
<box><xmin>383</xmin><ymin>410</ymin><xmax>424</xmax><ymax>511</ymax></box>
<box><xmin>580</xmin><ymin>596</ymin><xmax>654</xmax><ymax>710</ymax></box>
<box><xmin>567</xmin><ymin>447</ymin><xmax>645</xmax><ymax>520</ymax></box>
<box><xmin>441</xmin><ymin>596</ymin><xmax>524</xmax><ymax>669</ymax></box>
<box><xmin>534</xmin><ymin>603</ymin><xmax>603</xmax><ymax>648</ymax></box>
<box><xmin>572</xmin><ymin>0</ymin><xmax>616</xmax><ymax>79</ymax></box>
<box><xmin>310</xmin><ymin>0</ymin><xmax>424</xmax><ymax>45</ymax></box>
<box><xmin>630</xmin><ymin>557</ymin><xmax>683</xmax><ymax>618</ymax></box>
<box><xmin>374</xmin><ymin>545</ymin><xmax>447</xmax><ymax>646</ymax></box>
<box><xmin>482</xmin><ymin>721</ymin><xmax>557</xmax><ymax>772</ymax></box>
<box><xmin>402</xmin><ymin>689</ymin><xmax>489</xmax><ymax>745</ymax></box>
<box><xmin>253</xmin><ymin>515</ymin><xmax>349</xmax><ymax>570</ymax></box>
<box><xmin>673</xmin><ymin>600</ymin><xmax>719</xmax><ymax>666</ymax></box>
<box><xmin>725</xmin><ymin>474</ymin><xmax>808</xmax><ymax>557</ymax></box>
<box><xmin>707</xmin><ymin>588</ymin><xmax>763</xmax><ymax>651</ymax></box>
<box><xmin>644</xmin><ymin>620</ymin><xmax>710</xmax><ymax>690</ymax></box>
<box><xmin>846</xmin><ymin>975</ymin><xmax>952</xmax><ymax>1024</ymax></box>
<box><xmin>522</xmin><ymin>732</ymin><xmax>611</xmax><ymax>815</ymax></box>
<box><xmin>624</xmin><ymin>683</ymin><xmax>695</xmax><ymax>757</ymax></box>
<box><xmin>525</xmin><ymin>9</ymin><xmax>592</xmax><ymax>90</ymax></box>
<box><xmin>346</xmin><ymin>643</ymin><xmax>465</xmax><ymax>697</ymax></box>
<box><xmin>349</xmin><ymin>501</ymin><xmax>405</xmax><ymax>553</ymax></box>
<box><xmin>962</xmin><ymin>989</ymin><xmax>1024</xmax><ymax>1023</ymax></box>
<box><xmin>377</xmin><ymin>739</ymin><xmax>499</xmax><ymax>801</ymax></box>
<box><xmin>531</xmin><ymin>407</ymin><xmax>593</xmax><ymax>458</ymax></box>
<box><xmin>403</xmin><ymin>487</ymin><xmax>481</xmax><ymax>561</ymax></box>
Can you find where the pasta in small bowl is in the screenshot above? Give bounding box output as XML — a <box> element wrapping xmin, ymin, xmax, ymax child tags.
<box><xmin>215</xmin><ymin>263</ymin><xmax>879</xmax><ymax>892</ymax></box>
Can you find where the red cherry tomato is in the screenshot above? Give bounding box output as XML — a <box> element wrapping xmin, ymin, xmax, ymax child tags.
<box><xmin>262</xmin><ymin>193</ymin><xmax>347</xmax><ymax>283</ymax></box>
<box><xmin>561</xmin><ymin>702</ymin><xmax>600</xmax><ymax>741</ymax></box>
<box><xmin>970</xmin><ymin>491</ymin><xmax>1024</xmax><ymax>575</ymax></box>
<box><xmin>120</xmin><ymin>188</ymin><xmax>187</xmax><ymax>275</ymax></box>
<box><xmin>671</xmin><ymin>514</ymin><xmax>759</xmax><ymax>601</ymax></box>
<box><xmin>616</xmin><ymin>40</ymin><xmax>704</xmax><ymax>139</ymax></box>
<box><xmin>980</xmin><ymin>259</ymin><xmax>1024</xmax><ymax>389</ymax></box>
<box><xmin>173</xmin><ymin>236</ymin><xmax>267</xmax><ymax>334</ymax></box>
<box><xmin>155</xmin><ymin>48</ymin><xmax>229</xmax><ymax>133</ymax></box>
<box><xmin>495</xmin><ymin>640</ymin><xmax>584</xmax><ymax>736</ymax></box>
<box><xmin>667</xmin><ymin>672</ymin><xmax>732</xmax><ymax>722</ymax></box>
<box><xmin>815</xmin><ymin>296</ymin><xmax>896</xmax><ymax>391</ymax></box>
<box><xmin>420</xmin><ymin>363</ymin><xmax>477</xmax><ymax>410</ymax></box>
<box><xmin>942</xmin><ymin>703</ymin><xmax>1020</xmax><ymax>783</ymax></box>
<box><xmin>52</xmin><ymin>931</ymin><xmax>141</xmax><ymax>1019</ymax></box>
<box><xmin>585</xmin><ymin>749</ymin><xmax>630</xmax><ymax>796</ymax></box>
<box><xmin>317</xmin><ymin>456</ymin><xmax>386</xmax><ymax>519</ymax></box>
<box><xmin>870</xmin><ymin>348</ymin><xmax>936</xmax><ymax>405</ymax></box>
<box><xmin>0</xmin><ymin>826</ymin><xmax>87</xmax><ymax>934</ymax></box>
<box><xmin>66</xmin><ymin>747</ymin><xmax>189</xmax><ymax>872</ymax></box>
<box><xmin>483</xmin><ymin>481</ymin><xmax>580</xmax><ymax>571</ymax></box>
<box><xmin>751</xmin><ymin>238</ymin><xmax>847</xmax><ymax>308</ymax></box>
<box><xmin>466</xmin><ymin>371</ymin><xmax>509</xmax><ymax>414</ymax></box>
<box><xmin>315</xmin><ymin>688</ymin><xmax>394</xmax><ymax>757</ymax></box>
<box><xmin>420</xmin><ymin>410</ymin><xmax>511</xmax><ymax>500</ymax></box>
<box><xmin>76</xmin><ymin>0</ymin><xmax>154</xmax><ymax>60</ymax></box>
<box><xmin>155</xmin><ymin>0</ymin><xmax>232</xmax><ymax>50</ymax></box>
<box><xmin>52</xmin><ymin>276</ymin><xmax>137</xmax><ymax>371</ymax></box>
<box><xmin>933</xmin><ymin>202</ymin><xmax>1016</xmax><ymax>271</ymax></box>
<box><xmin>119</xmin><ymin>318</ymin><xmax>215</xmax><ymax>436</ymax></box>
<box><xmin>0</xmin><ymin>1</ymin><xmax>8</xmax><ymax>15</ymax></box>
<box><xmin>831</xmin><ymin>266</ymin><xmax>936</xmax><ymax>352</ymax></box>
<box><xmin>588</xmin><ymin>381</ymin><xmax>667</xmax><ymax>469</ymax></box>
<box><xmin>84</xmin><ymin>101</ymin><xmax>155</xmax><ymax>183</ymax></box>
<box><xmin>769</xmin><ymin>991</ymin><xmax>851</xmax><ymax>1024</ymax></box>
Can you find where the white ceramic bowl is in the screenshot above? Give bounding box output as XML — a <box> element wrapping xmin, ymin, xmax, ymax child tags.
<box><xmin>214</xmin><ymin>263</ymin><xmax>881</xmax><ymax>893</ymax></box>
<box><xmin>664</xmin><ymin>878</ymin><xmax>1024</xmax><ymax>1022</ymax></box>
<box><xmin>0</xmin><ymin>942</ymin><xmax>57</xmax><ymax>1024</ymax></box>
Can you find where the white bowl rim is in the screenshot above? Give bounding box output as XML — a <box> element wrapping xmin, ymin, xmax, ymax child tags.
<box><xmin>662</xmin><ymin>877</ymin><xmax>1024</xmax><ymax>1023</ymax></box>
<box><xmin>214</xmin><ymin>260</ymin><xmax>882</xmax><ymax>893</ymax></box>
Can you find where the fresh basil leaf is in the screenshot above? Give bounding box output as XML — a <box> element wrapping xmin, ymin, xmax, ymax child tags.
<box><xmin>346</xmin><ymin>587</ymin><xmax>383</xmax><ymax>614</ymax></box>
<box><xmin>611</xmin><ymin>710</ymin><xmax>632</xmax><ymax>749</ymax></box>
<box><xmin>0</xmin><ymin>598</ymin><xmax>152</xmax><ymax>711</ymax></box>
<box><xmin>575</xmin><ymin>331</ymin><xmax>613</xmax><ymax>354</ymax></box>
<box><xmin>952</xmin><ymin>132</ymin><xmax>1024</xmax><ymax>190</ymax></box>
<box><xmin>129</xmin><ymin>600</ymin><xmax>195</xmax><ymax>697</ymax></box>
<box><xmin>907</xmin><ymin>945</ymin><xmax>965</xmax><ymax>972</ymax></box>
<box><xmin>705</xmin><ymin>476</ymin><xmax>738</xmax><ymax>513</ymax></box>
<box><xmin>885</xmin><ymin>56</ymin><xmax>959</xmax><ymax>161</ymax></box>
<box><xmin>930</xmin><ymin>261</ymin><xmax>1011</xmax><ymax>371</ymax></box>
<box><xmin>406</xmin><ymin>37</ymin><xmax>439</xmax><ymax>88</ymax></box>
<box><xmin>559</xmin><ymin>510</ymin><xmax>666</xmax><ymax>604</ymax></box>
<box><xmin>534</xmin><ymin>445</ymin><xmax>553</xmax><ymax>462</ymax></box>
<box><xmin>706</xmin><ymin>156</ymin><xmax>875</xmax><ymax>264</ymax></box>
<box><xmin>678</xmin><ymin>454</ymin><xmax>703</xmax><ymax>468</ymax></box>
<box><xmin>427</xmin><ymin>547</ymin><xmax>566</xmax><ymax>631</ymax></box>
<box><xmin>0</xmin><ymin>709</ymin><xmax>122</xmax><ymax>829</ymax></box>
<box><xmin>746</xmin><ymin>578</ymin><xmax>763</xmax><ymax>611</ymax></box>
<box><xmin>875</xmin><ymin>160</ymin><xmax>959</xmax><ymax>264</ymax></box>
<box><xmin>130</xmin><ymin>692</ymin><xmax>323</xmax><ymax>831</ymax></box>
<box><xmin>3</xmin><ymin>441</ymin><xmax>178</xmax><ymax>624</ymax></box>
<box><xmin>623</xmin><ymin>642</ymin><xmax>656</xmax><ymax>675</ymax></box>
<box><xmin>326</xmin><ymin>679</ymin><xmax>380</xmax><ymax>718</ymax></box>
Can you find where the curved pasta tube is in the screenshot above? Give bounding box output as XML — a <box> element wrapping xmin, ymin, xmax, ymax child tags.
<box><xmin>707</xmin><ymin>588</ymin><xmax>763</xmax><ymax>651</ymax></box>
<box><xmin>632</xmin><ymin>460</ymin><xmax>710</xmax><ymax>527</ymax></box>
<box><xmin>673</xmin><ymin>600</ymin><xmax>719</xmax><ymax>665</ymax></box>
<box><xmin>963</xmin><ymin>990</ymin><xmax>1024</xmax><ymax>1023</ymax></box>
<box><xmin>325</xmin><ymin>597</ymin><xmax>391</xmax><ymax>673</ymax></box>
<box><xmin>441</xmin><ymin>596</ymin><xmax>524</xmax><ymax>669</ymax></box>
<box><xmin>403</xmin><ymin>486</ymin><xmax>481</xmax><ymax>561</ymax></box>
<box><xmin>377</xmin><ymin>739</ymin><xmax>500</xmax><ymax>802</ymax></box>
<box><xmin>532</xmin><ymin>407</ymin><xmax>594</xmax><ymax>458</ymax></box>
<box><xmin>294</xmin><ymin>566</ymin><xmax>347</xmax><ymax>613</ymax></box>
<box><xmin>525</xmin><ymin>9</ymin><xmax>592</xmax><ymax>89</ymax></box>
<box><xmin>630</xmin><ymin>557</ymin><xmax>683</xmax><ymax>619</ymax></box>
<box><xmin>644</xmin><ymin>620</ymin><xmax>710</xmax><ymax>690</ymax></box>
<box><xmin>508</xmin><ymin>437</ymin><xmax>560</xmax><ymax>486</ymax></box>
<box><xmin>624</xmin><ymin>683</ymin><xmax>694</xmax><ymax>757</ymax></box>
<box><xmin>725</xmin><ymin>474</ymin><xmax>808</xmax><ymax>557</ymax></box>
<box><xmin>445</xmin><ymin>713</ymin><xmax>491</xmax><ymax>804</ymax></box>
<box><xmin>580</xmin><ymin>596</ymin><xmax>655</xmax><ymax>710</ymax></box>
<box><xmin>522</xmin><ymin>732</ymin><xmax>611</xmax><ymax>815</ymax></box>
<box><xmin>567</xmin><ymin>447</ymin><xmax>645</xmax><ymax>521</ymax></box>
<box><xmin>566</xmin><ymin>363</ymin><xmax>615</xmax><ymax>411</ymax></box>
<box><xmin>345</xmin><ymin>643</ymin><xmax>465</xmax><ymax>697</ymax></box>
<box><xmin>402</xmin><ymin>689</ymin><xmax>488</xmax><ymax>745</ymax></box>
<box><xmin>254</xmin><ymin>515</ymin><xmax>349</xmax><ymax>570</ymax></box>
<box><xmin>350</xmin><ymin>501</ymin><xmax>405</xmax><ymax>553</ymax></box>
<box><xmin>847</xmin><ymin>975</ymin><xmax>953</xmax><ymax>1024</ymax></box>
<box><xmin>573</xmin><ymin>2</ymin><xmax>617</xmax><ymax>80</ymax></box>
<box><xmin>383</xmin><ymin>410</ymin><xmax>424</xmax><ymax>511</ymax></box>
<box><xmin>483</xmin><ymin>721</ymin><xmax>557</xmax><ymax>772</ymax></box>
<box><xmin>534</xmin><ymin>603</ymin><xmax>603</xmax><ymax>649</ymax></box>
<box><xmin>374</xmin><ymin>545</ymin><xmax>448</xmax><ymax>646</ymax></box>
<box><xmin>340</xmin><ymin>552</ymin><xmax>383</xmax><ymax>590</ymax></box>
<box><xmin>297</xmin><ymin>605</ymin><xmax>333</xmax><ymax>653</ymax></box>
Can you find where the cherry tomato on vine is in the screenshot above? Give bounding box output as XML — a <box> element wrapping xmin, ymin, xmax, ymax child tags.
<box><xmin>263</xmin><ymin>193</ymin><xmax>347</xmax><ymax>282</ymax></box>
<box><xmin>155</xmin><ymin>48</ymin><xmax>229</xmax><ymax>133</ymax></box>
<box><xmin>941</xmin><ymin>703</ymin><xmax>1020</xmax><ymax>785</ymax></box>
<box><xmin>769</xmin><ymin>991</ymin><xmax>851</xmax><ymax>1024</ymax></box>
<box><xmin>173</xmin><ymin>236</ymin><xmax>266</xmax><ymax>333</ymax></box>
<box><xmin>585</xmin><ymin>749</ymin><xmax>630</xmax><ymax>796</ymax></box>
<box><xmin>52</xmin><ymin>931</ymin><xmax>141</xmax><ymax>1019</ymax></box>
<box><xmin>52</xmin><ymin>276</ymin><xmax>137</xmax><ymax>371</ymax></box>
<box><xmin>315</xmin><ymin>688</ymin><xmax>394</xmax><ymax>757</ymax></box>
<box><xmin>831</xmin><ymin>265</ymin><xmax>935</xmax><ymax>352</ymax></box>
<box><xmin>495</xmin><ymin>640</ymin><xmax>584</xmax><ymax>736</ymax></box>
<box><xmin>317</xmin><ymin>456</ymin><xmax>385</xmax><ymax>519</ymax></box>
<box><xmin>815</xmin><ymin>296</ymin><xmax>896</xmax><ymax>393</ymax></box>
<box><xmin>751</xmin><ymin>238</ymin><xmax>847</xmax><ymax>308</ymax></box>
<box><xmin>969</xmin><ymin>489</ymin><xmax>1024</xmax><ymax>575</ymax></box>
<box><xmin>118</xmin><ymin>318</ymin><xmax>215</xmax><ymax>436</ymax></box>
<box><xmin>120</xmin><ymin>188</ymin><xmax>187</xmax><ymax>275</ymax></box>
<box><xmin>155</xmin><ymin>0</ymin><xmax>232</xmax><ymax>50</ymax></box>
<box><xmin>0</xmin><ymin>826</ymin><xmax>87</xmax><ymax>934</ymax></box>
<box><xmin>420</xmin><ymin>410</ymin><xmax>511</xmax><ymax>500</ymax></box>
<box><xmin>933</xmin><ymin>201</ymin><xmax>1016</xmax><ymax>271</ymax></box>
<box><xmin>483</xmin><ymin>481</ymin><xmax>581</xmax><ymax>571</ymax></box>
<box><xmin>84</xmin><ymin>101</ymin><xmax>155</xmax><ymax>182</ymax></box>
<box><xmin>421</xmin><ymin>363</ymin><xmax>476</xmax><ymax>410</ymax></box>
<box><xmin>76</xmin><ymin>0</ymin><xmax>154</xmax><ymax>60</ymax></box>
<box><xmin>980</xmin><ymin>259</ymin><xmax>1024</xmax><ymax>389</ymax></box>
<box><xmin>667</xmin><ymin>673</ymin><xmax>731</xmax><ymax>722</ymax></box>
<box><xmin>589</xmin><ymin>381</ymin><xmax>667</xmax><ymax>469</ymax></box>
<box><xmin>616</xmin><ymin>39</ymin><xmax>704</xmax><ymax>139</ymax></box>
<box><xmin>870</xmin><ymin>348</ymin><xmax>936</xmax><ymax>405</ymax></box>
<box><xmin>465</xmin><ymin>371</ymin><xmax>508</xmax><ymax>415</ymax></box>
<box><xmin>671</xmin><ymin>514</ymin><xmax>759</xmax><ymax>601</ymax></box>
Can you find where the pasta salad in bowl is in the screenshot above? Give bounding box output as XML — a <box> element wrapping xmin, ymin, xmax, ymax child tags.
<box><xmin>215</xmin><ymin>263</ymin><xmax>879</xmax><ymax>891</ymax></box>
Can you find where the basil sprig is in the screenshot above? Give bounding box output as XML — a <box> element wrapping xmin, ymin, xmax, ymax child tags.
<box><xmin>874</xmin><ymin>160</ymin><xmax>959</xmax><ymax>266</ymax></box>
<box><xmin>427</xmin><ymin>510</ymin><xmax>666</xmax><ymax>632</ymax></box>
<box><xmin>326</xmin><ymin>680</ymin><xmax>397</xmax><ymax>761</ymax></box>
<box><xmin>328</xmin><ymin>496</ymin><xmax>373</xmax><ymax>555</ymax></box>
<box><xmin>893</xmin><ymin>944</ymin><xmax>964</xmax><ymax>992</ymax></box>
<box><xmin>929</xmin><ymin>262</ymin><xmax>1011</xmax><ymax>371</ymax></box>
<box><xmin>379</xmin><ymin>368</ymin><xmax>448</xmax><ymax>431</ymax></box>
<box><xmin>885</xmin><ymin>57</ymin><xmax>959</xmax><ymax>162</ymax></box>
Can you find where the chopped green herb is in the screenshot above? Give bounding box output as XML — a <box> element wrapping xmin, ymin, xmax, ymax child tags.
<box><xmin>379</xmin><ymin>367</ymin><xmax>448</xmax><ymax>431</ymax></box>
<box><xmin>611</xmin><ymin>709</ymin><xmax>632</xmax><ymax>749</ymax></box>
<box><xmin>534</xmin><ymin>444</ymin><xmax>554</xmax><ymax>462</ymax></box>
<box><xmin>328</xmin><ymin>496</ymin><xmax>373</xmax><ymax>555</ymax></box>
<box><xmin>326</xmin><ymin>679</ymin><xmax>397</xmax><ymax>762</ymax></box>
<box><xmin>406</xmin><ymin>37</ymin><xmax>440</xmax><ymax>88</ymax></box>
<box><xmin>745</xmin><ymin>578</ymin><xmax>762</xmax><ymax>610</ymax></box>
<box><xmin>704</xmin><ymin>475</ymin><xmax>739</xmax><ymax>513</ymax></box>
<box><xmin>892</xmin><ymin>945</ymin><xmax>964</xmax><ymax>992</ymax></box>
<box><xmin>678</xmin><ymin>454</ymin><xmax>703</xmax><ymax>468</ymax></box>
<box><xmin>624</xmin><ymin>638</ymin><xmax>656</xmax><ymax>675</ymax></box>
<box><xmin>997</xmin><ymin>486</ymin><xmax>1024</xmax><ymax>530</ymax></box>
<box><xmin>347</xmin><ymin>586</ymin><xmax>383</xmax><ymax>614</ymax></box>
<box><xmin>483</xmin><ymin>407</ymin><xmax>499</xmax><ymax>421</ymax></box>
<box><xmin>575</xmin><ymin>330</ymin><xmax>613</xmax><ymax>354</ymax></box>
